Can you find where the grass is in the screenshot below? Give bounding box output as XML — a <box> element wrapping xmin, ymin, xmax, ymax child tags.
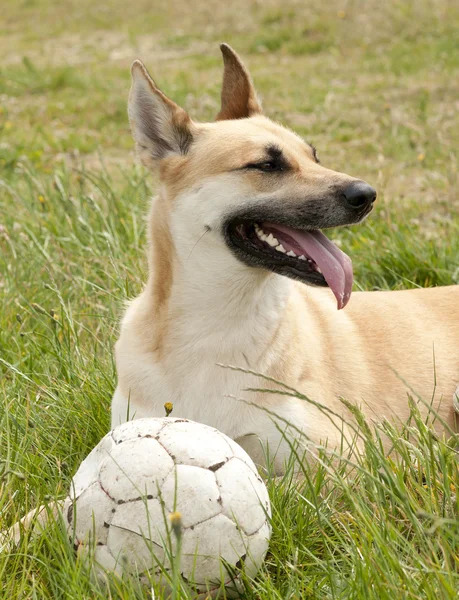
<box><xmin>0</xmin><ymin>0</ymin><xmax>458</xmax><ymax>597</ymax></box>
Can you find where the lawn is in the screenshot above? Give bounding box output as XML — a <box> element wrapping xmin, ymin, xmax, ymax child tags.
<box><xmin>1</xmin><ymin>0</ymin><xmax>458</xmax><ymax>597</ymax></box>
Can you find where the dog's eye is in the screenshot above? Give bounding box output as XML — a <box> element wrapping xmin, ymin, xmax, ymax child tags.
<box><xmin>259</xmin><ymin>161</ymin><xmax>279</xmax><ymax>172</ymax></box>
<box><xmin>247</xmin><ymin>160</ymin><xmax>282</xmax><ymax>172</ymax></box>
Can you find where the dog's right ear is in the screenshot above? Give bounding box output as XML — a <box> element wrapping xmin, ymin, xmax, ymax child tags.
<box><xmin>128</xmin><ymin>61</ymin><xmax>193</xmax><ymax>168</ymax></box>
<box><xmin>216</xmin><ymin>44</ymin><xmax>262</xmax><ymax>121</ymax></box>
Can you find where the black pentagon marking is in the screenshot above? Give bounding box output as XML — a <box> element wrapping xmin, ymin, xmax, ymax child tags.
<box><xmin>117</xmin><ymin>499</ymin><xmax>125</xmax><ymax>505</ymax></box>
<box><xmin>147</xmin><ymin>494</ymin><xmax>154</xmax><ymax>500</ymax></box>
<box><xmin>97</xmin><ymin>541</ymin><xmax>104</xmax><ymax>546</ymax></box>
<box><xmin>111</xmin><ymin>508</ymin><xmax>116</xmax><ymax>513</ymax></box>
<box><xmin>208</xmin><ymin>461</ymin><xmax>226</xmax><ymax>472</ymax></box>
<box><xmin>103</xmin><ymin>521</ymin><xmax>110</xmax><ymax>528</ymax></box>
<box><xmin>67</xmin><ymin>501</ymin><xmax>74</xmax><ymax>524</ymax></box>
<box><xmin>235</xmin><ymin>553</ymin><xmax>247</xmax><ymax>569</ymax></box>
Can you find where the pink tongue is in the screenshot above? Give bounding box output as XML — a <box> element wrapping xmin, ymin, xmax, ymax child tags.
<box><xmin>264</xmin><ymin>223</ymin><xmax>353</xmax><ymax>309</ymax></box>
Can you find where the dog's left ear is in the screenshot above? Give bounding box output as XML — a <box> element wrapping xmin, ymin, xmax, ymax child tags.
<box><xmin>216</xmin><ymin>44</ymin><xmax>262</xmax><ymax>121</ymax></box>
<box><xmin>128</xmin><ymin>60</ymin><xmax>193</xmax><ymax>168</ymax></box>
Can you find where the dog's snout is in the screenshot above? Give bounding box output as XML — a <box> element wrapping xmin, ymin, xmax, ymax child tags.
<box><xmin>343</xmin><ymin>181</ymin><xmax>377</xmax><ymax>210</ymax></box>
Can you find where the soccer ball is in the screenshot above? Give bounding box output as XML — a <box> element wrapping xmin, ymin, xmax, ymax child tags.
<box><xmin>63</xmin><ymin>417</ymin><xmax>271</xmax><ymax>595</ymax></box>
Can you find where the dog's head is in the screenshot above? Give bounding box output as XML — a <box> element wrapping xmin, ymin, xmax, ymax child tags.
<box><xmin>128</xmin><ymin>44</ymin><xmax>376</xmax><ymax>309</ymax></box>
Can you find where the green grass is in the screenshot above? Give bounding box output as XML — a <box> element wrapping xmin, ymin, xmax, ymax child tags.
<box><xmin>1</xmin><ymin>0</ymin><xmax>458</xmax><ymax>597</ymax></box>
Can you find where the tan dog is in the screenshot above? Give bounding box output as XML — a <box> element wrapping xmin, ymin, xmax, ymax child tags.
<box><xmin>112</xmin><ymin>44</ymin><xmax>458</xmax><ymax>471</ymax></box>
<box><xmin>4</xmin><ymin>45</ymin><xmax>459</xmax><ymax>549</ymax></box>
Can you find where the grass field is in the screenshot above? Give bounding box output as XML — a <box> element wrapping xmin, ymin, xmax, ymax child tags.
<box><xmin>1</xmin><ymin>0</ymin><xmax>459</xmax><ymax>597</ymax></box>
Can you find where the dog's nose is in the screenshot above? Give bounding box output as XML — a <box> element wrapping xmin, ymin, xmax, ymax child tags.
<box><xmin>343</xmin><ymin>181</ymin><xmax>377</xmax><ymax>210</ymax></box>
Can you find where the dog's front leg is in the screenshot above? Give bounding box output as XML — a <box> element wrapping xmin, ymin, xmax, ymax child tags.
<box><xmin>1</xmin><ymin>500</ymin><xmax>65</xmax><ymax>551</ymax></box>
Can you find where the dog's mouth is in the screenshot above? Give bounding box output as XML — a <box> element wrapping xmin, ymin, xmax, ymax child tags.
<box><xmin>227</xmin><ymin>220</ymin><xmax>353</xmax><ymax>309</ymax></box>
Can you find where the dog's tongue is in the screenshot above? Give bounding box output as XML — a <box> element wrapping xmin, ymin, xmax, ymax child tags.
<box><xmin>263</xmin><ymin>223</ymin><xmax>353</xmax><ymax>309</ymax></box>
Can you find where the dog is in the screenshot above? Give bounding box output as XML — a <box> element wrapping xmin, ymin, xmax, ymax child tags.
<box><xmin>112</xmin><ymin>43</ymin><xmax>459</xmax><ymax>472</ymax></box>
<box><xmin>4</xmin><ymin>44</ymin><xmax>458</xmax><ymax>547</ymax></box>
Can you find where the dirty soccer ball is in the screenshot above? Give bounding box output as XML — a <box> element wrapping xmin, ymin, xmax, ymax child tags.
<box><xmin>64</xmin><ymin>417</ymin><xmax>271</xmax><ymax>594</ymax></box>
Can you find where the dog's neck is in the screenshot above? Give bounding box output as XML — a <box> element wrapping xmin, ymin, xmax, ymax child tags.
<box><xmin>172</xmin><ymin>260</ymin><xmax>290</xmax><ymax>333</ymax></box>
<box><xmin>169</xmin><ymin>253</ymin><xmax>293</xmax><ymax>363</ymax></box>
<box><xmin>146</xmin><ymin>195</ymin><xmax>293</xmax><ymax>364</ymax></box>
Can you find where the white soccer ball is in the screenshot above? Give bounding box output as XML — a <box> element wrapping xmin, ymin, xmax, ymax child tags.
<box><xmin>64</xmin><ymin>418</ymin><xmax>271</xmax><ymax>595</ymax></box>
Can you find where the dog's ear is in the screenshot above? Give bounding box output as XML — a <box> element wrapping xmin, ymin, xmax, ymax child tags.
<box><xmin>128</xmin><ymin>60</ymin><xmax>193</xmax><ymax>167</ymax></box>
<box><xmin>216</xmin><ymin>44</ymin><xmax>262</xmax><ymax>121</ymax></box>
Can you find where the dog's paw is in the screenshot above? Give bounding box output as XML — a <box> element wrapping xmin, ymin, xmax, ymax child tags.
<box><xmin>0</xmin><ymin>501</ymin><xmax>64</xmax><ymax>552</ymax></box>
<box><xmin>0</xmin><ymin>521</ymin><xmax>21</xmax><ymax>552</ymax></box>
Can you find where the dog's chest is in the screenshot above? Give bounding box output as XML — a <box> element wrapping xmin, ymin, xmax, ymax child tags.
<box><xmin>115</xmin><ymin>335</ymin><xmax>262</xmax><ymax>434</ymax></box>
<box><xmin>164</xmin><ymin>345</ymin><xmax>257</xmax><ymax>413</ymax></box>
<box><xmin>114</xmin><ymin>278</ymin><xmax>294</xmax><ymax>435</ymax></box>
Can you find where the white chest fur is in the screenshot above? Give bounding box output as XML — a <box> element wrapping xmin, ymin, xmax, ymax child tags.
<box><xmin>112</xmin><ymin>267</ymin><xmax>311</xmax><ymax>469</ymax></box>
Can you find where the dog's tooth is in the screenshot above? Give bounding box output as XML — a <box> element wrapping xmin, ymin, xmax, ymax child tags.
<box><xmin>267</xmin><ymin>234</ymin><xmax>278</xmax><ymax>247</ymax></box>
<box><xmin>299</xmin><ymin>255</ymin><xmax>306</xmax><ymax>261</ymax></box>
<box><xmin>286</xmin><ymin>250</ymin><xmax>296</xmax><ymax>257</ymax></box>
<box><xmin>276</xmin><ymin>244</ymin><xmax>286</xmax><ymax>253</ymax></box>
<box><xmin>256</xmin><ymin>228</ymin><xmax>272</xmax><ymax>243</ymax></box>
<box><xmin>316</xmin><ymin>266</ymin><xmax>322</xmax><ymax>274</ymax></box>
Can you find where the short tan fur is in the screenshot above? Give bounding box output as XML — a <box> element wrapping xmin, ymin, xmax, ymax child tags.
<box><xmin>112</xmin><ymin>44</ymin><xmax>458</xmax><ymax>471</ymax></box>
